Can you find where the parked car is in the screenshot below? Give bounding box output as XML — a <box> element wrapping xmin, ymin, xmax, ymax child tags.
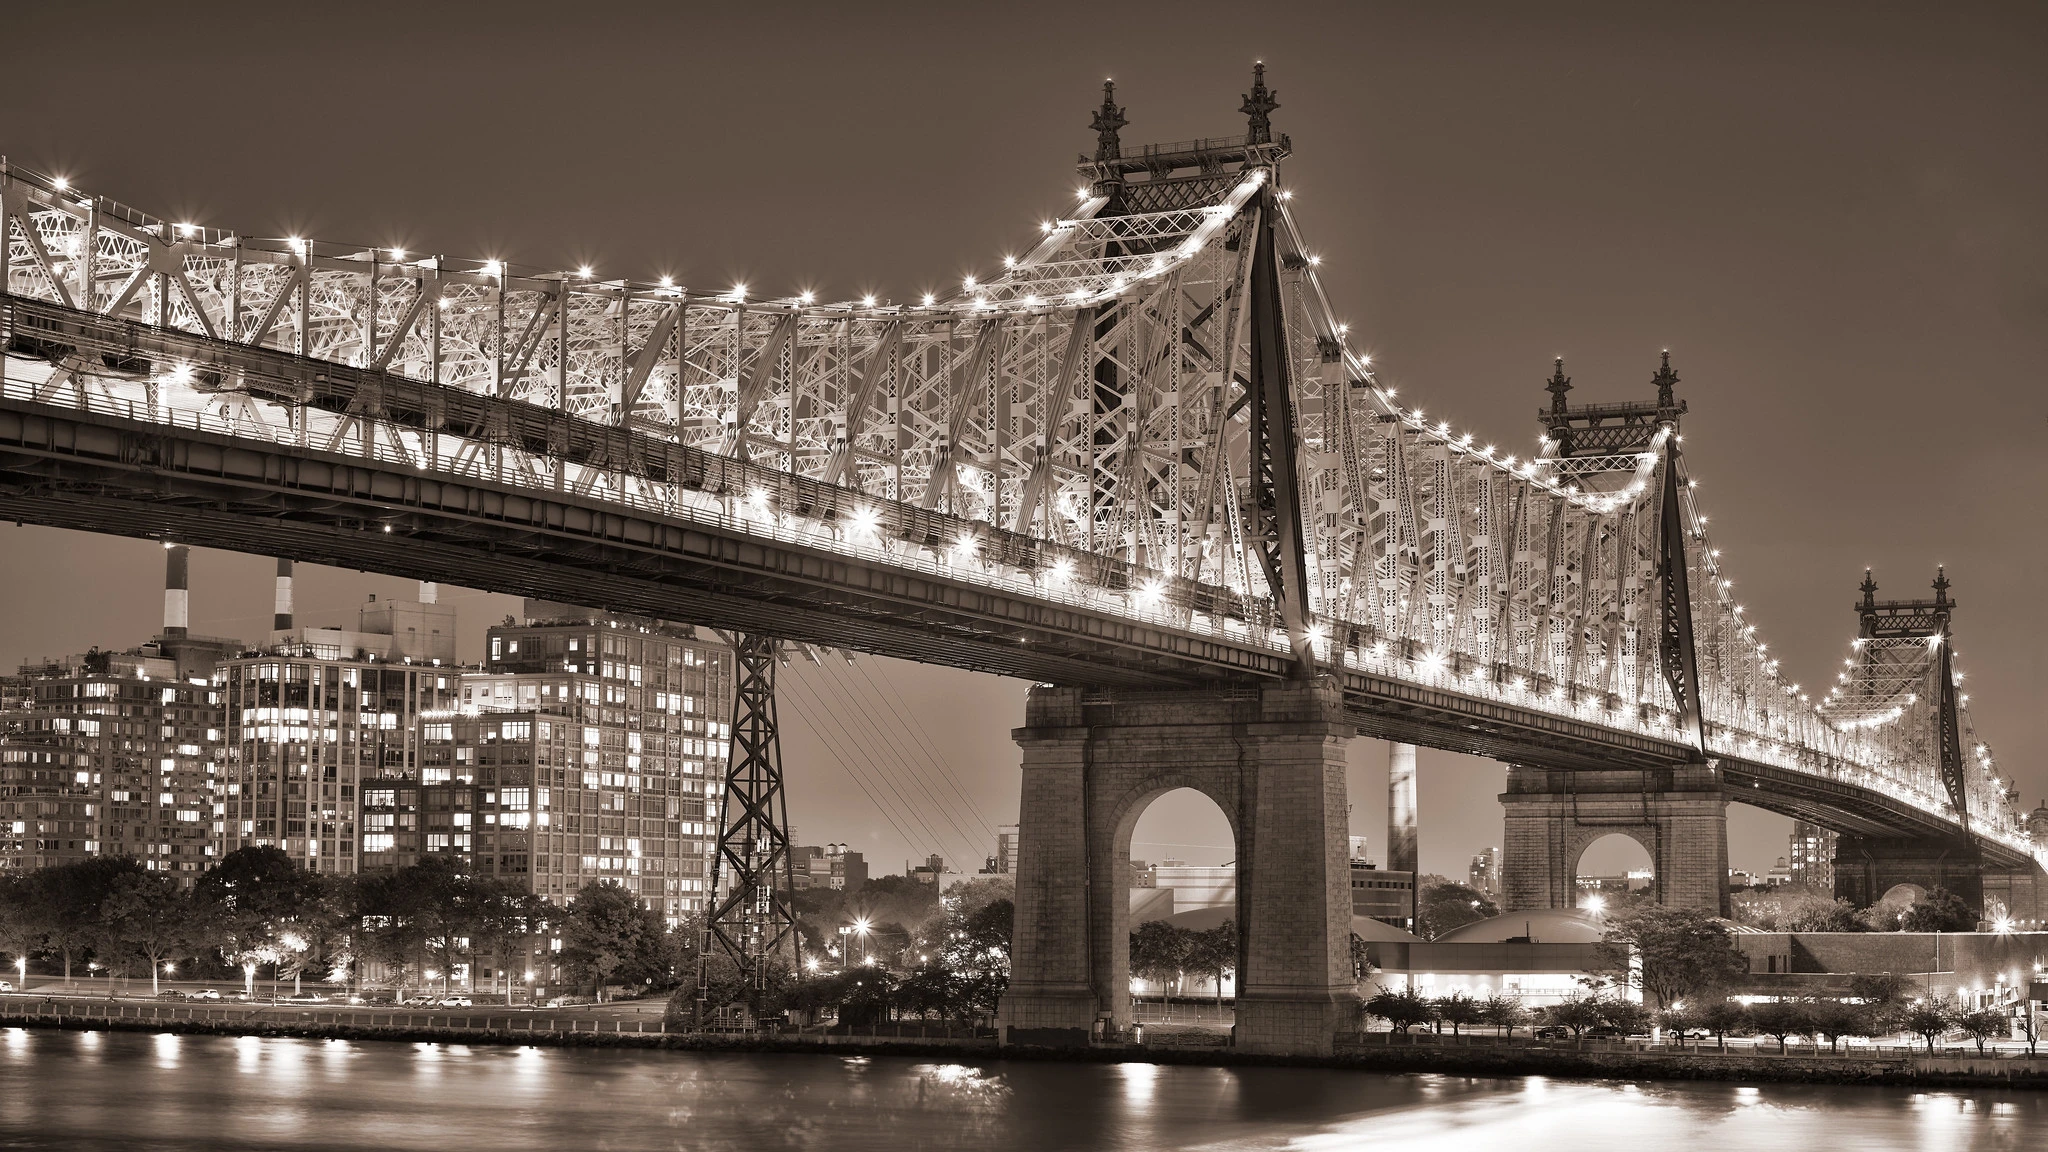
<box><xmin>282</xmin><ymin>993</ymin><xmax>327</xmax><ymax>1005</ymax></box>
<box><xmin>1532</xmin><ymin>1025</ymin><xmax>1572</xmax><ymax>1040</ymax></box>
<box><xmin>439</xmin><ymin>997</ymin><xmax>473</xmax><ymax>1008</ymax></box>
<box><xmin>401</xmin><ymin>996</ymin><xmax>437</xmax><ymax>1007</ymax></box>
<box><xmin>157</xmin><ymin>990</ymin><xmax>188</xmax><ymax>1001</ymax></box>
<box><xmin>0</xmin><ymin>980</ymin><xmax>15</xmax><ymax>993</ymax></box>
<box><xmin>187</xmin><ymin>989</ymin><xmax>221</xmax><ymax>1001</ymax></box>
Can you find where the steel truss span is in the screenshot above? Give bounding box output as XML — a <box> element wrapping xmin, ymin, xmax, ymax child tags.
<box><xmin>0</xmin><ymin>133</ymin><xmax>2032</xmax><ymax>869</ymax></box>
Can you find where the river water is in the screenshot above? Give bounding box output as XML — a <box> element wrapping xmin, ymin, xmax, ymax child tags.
<box><xmin>0</xmin><ymin>1028</ymin><xmax>2041</xmax><ymax>1151</ymax></box>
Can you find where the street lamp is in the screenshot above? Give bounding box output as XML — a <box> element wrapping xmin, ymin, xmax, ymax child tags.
<box><xmin>15</xmin><ymin>956</ymin><xmax>25</xmax><ymax>994</ymax></box>
<box><xmin>853</xmin><ymin>918</ymin><xmax>872</xmax><ymax>966</ymax></box>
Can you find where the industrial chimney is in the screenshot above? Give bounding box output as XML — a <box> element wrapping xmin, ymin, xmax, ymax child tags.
<box><xmin>163</xmin><ymin>544</ymin><xmax>190</xmax><ymax>639</ymax></box>
<box><xmin>274</xmin><ymin>559</ymin><xmax>295</xmax><ymax>634</ymax></box>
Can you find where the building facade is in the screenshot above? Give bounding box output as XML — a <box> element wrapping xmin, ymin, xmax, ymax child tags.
<box><xmin>456</xmin><ymin>610</ymin><xmax>735</xmax><ymax>922</ymax></box>
<box><xmin>0</xmin><ymin>639</ymin><xmax>234</xmax><ymax>886</ymax></box>
<box><xmin>218</xmin><ymin>653</ymin><xmax>457</xmax><ymax>873</ymax></box>
<box><xmin>1469</xmin><ymin>847</ymin><xmax>1499</xmax><ymax>899</ymax></box>
<box><xmin>218</xmin><ymin>578</ymin><xmax>461</xmax><ymax>875</ymax></box>
<box><xmin>1788</xmin><ymin>820</ymin><xmax>1835</xmax><ymax>889</ymax></box>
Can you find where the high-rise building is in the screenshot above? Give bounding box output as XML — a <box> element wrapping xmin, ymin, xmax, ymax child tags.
<box><xmin>1469</xmin><ymin>847</ymin><xmax>1499</xmax><ymax>898</ymax></box>
<box><xmin>990</xmin><ymin>824</ymin><xmax>1019</xmax><ymax>875</ymax></box>
<box><xmin>218</xmin><ymin>578</ymin><xmax>458</xmax><ymax>874</ymax></box>
<box><xmin>1788</xmin><ymin>820</ymin><xmax>1835</xmax><ymax>889</ymax></box>
<box><xmin>0</xmin><ymin>547</ymin><xmax>239</xmax><ymax>886</ymax></box>
<box><xmin>793</xmin><ymin>843</ymin><xmax>867</xmax><ymax>892</ymax></box>
<box><xmin>451</xmin><ymin>606</ymin><xmax>735</xmax><ymax>922</ymax></box>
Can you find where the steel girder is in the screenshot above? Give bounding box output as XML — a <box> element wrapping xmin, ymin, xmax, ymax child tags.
<box><xmin>0</xmin><ymin>130</ymin><xmax>2036</xmax><ymax>864</ymax></box>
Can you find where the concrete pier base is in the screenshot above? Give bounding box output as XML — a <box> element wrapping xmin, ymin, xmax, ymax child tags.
<box><xmin>1498</xmin><ymin>761</ymin><xmax>1729</xmax><ymax>915</ymax></box>
<box><xmin>998</xmin><ymin>679</ymin><xmax>1358</xmax><ymax>1057</ymax></box>
<box><xmin>1834</xmin><ymin>833</ymin><xmax>1985</xmax><ymax>914</ymax></box>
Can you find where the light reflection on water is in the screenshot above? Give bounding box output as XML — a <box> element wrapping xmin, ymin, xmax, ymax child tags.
<box><xmin>0</xmin><ymin>1028</ymin><xmax>2039</xmax><ymax>1151</ymax></box>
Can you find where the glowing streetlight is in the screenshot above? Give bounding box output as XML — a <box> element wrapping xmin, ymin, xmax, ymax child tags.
<box><xmin>1583</xmin><ymin>894</ymin><xmax>1608</xmax><ymax>915</ymax></box>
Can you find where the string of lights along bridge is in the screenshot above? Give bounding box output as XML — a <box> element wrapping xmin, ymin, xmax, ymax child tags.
<box><xmin>1</xmin><ymin>68</ymin><xmax>2040</xmax><ymax>1042</ymax></box>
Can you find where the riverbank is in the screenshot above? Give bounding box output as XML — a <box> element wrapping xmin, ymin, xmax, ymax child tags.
<box><xmin>3</xmin><ymin>1003</ymin><xmax>2043</xmax><ymax>1090</ymax></box>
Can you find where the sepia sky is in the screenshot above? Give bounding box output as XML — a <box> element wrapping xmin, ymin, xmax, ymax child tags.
<box><xmin>2</xmin><ymin>1</ymin><xmax>2043</xmax><ymax>881</ymax></box>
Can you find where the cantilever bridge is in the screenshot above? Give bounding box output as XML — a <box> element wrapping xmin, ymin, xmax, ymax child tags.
<box><xmin>1</xmin><ymin>71</ymin><xmax>2039</xmax><ymax>1051</ymax></box>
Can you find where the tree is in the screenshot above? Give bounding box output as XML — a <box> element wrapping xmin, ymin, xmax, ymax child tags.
<box><xmin>0</xmin><ymin>875</ymin><xmax>37</xmax><ymax>983</ymax></box>
<box><xmin>1432</xmin><ymin>990</ymin><xmax>1483</xmax><ymax>1036</ymax></box>
<box><xmin>1599</xmin><ymin>997</ymin><xmax>1654</xmax><ymax>1036</ymax></box>
<box><xmin>1480</xmin><ymin>993</ymin><xmax>1530</xmax><ymax>1037</ymax></box>
<box><xmin>98</xmin><ymin>872</ymin><xmax>199</xmax><ymax>996</ymax></box>
<box><xmin>1595</xmin><ymin>905</ymin><xmax>1749</xmax><ymax>1009</ymax></box>
<box><xmin>1900</xmin><ymin>997</ymin><xmax>1958</xmax><ymax>1052</ymax></box>
<box><xmin>945</xmin><ymin>897</ymin><xmax>1012</xmax><ymax>1020</ymax></box>
<box><xmin>560</xmin><ymin>880</ymin><xmax>666</xmax><ymax>1001</ymax></box>
<box><xmin>1364</xmin><ymin>985</ymin><xmax>1435</xmax><ymax>1034</ymax></box>
<box><xmin>1899</xmin><ymin>888</ymin><xmax>1976</xmax><ymax>933</ymax></box>
<box><xmin>1745</xmin><ymin>999</ymin><xmax>1809</xmax><ymax>1054</ymax></box>
<box><xmin>1543</xmin><ymin>993</ymin><xmax>1608</xmax><ymax>1038</ymax></box>
<box><xmin>1699</xmin><ymin>1001</ymin><xmax>1751</xmax><ymax>1046</ymax></box>
<box><xmin>19</xmin><ymin>857</ymin><xmax>150</xmax><ymax>985</ymax></box>
<box><xmin>1780</xmin><ymin>896</ymin><xmax>1864</xmax><ymax>933</ymax></box>
<box><xmin>1848</xmin><ymin>971</ymin><xmax>1913</xmax><ymax>1007</ymax></box>
<box><xmin>1183</xmin><ymin>921</ymin><xmax>1236</xmax><ymax>1009</ymax></box>
<box><xmin>1805</xmin><ymin>999</ymin><xmax>1874</xmax><ymax>1053</ymax></box>
<box><xmin>197</xmin><ymin>846</ymin><xmax>333</xmax><ymax>991</ymax></box>
<box><xmin>1128</xmin><ymin>921</ymin><xmax>1192</xmax><ymax>1001</ymax></box>
<box><xmin>1415</xmin><ymin>881</ymin><xmax>1498</xmax><ymax>940</ymax></box>
<box><xmin>1957</xmin><ymin>1008</ymin><xmax>2009</xmax><ymax>1054</ymax></box>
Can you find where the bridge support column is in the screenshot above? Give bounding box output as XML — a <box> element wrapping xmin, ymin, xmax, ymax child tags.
<box><xmin>999</xmin><ymin>678</ymin><xmax>1358</xmax><ymax>1057</ymax></box>
<box><xmin>1834</xmin><ymin>834</ymin><xmax>1984</xmax><ymax>915</ymax></box>
<box><xmin>1498</xmin><ymin>762</ymin><xmax>1729</xmax><ymax>915</ymax></box>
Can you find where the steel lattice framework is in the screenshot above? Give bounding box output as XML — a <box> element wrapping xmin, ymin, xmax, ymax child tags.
<box><xmin>0</xmin><ymin>74</ymin><xmax>2034</xmax><ymax>868</ymax></box>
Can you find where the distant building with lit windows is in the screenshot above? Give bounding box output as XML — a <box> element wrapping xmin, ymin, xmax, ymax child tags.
<box><xmin>453</xmin><ymin>605</ymin><xmax>735</xmax><ymax>923</ymax></box>
<box><xmin>1788</xmin><ymin>820</ymin><xmax>1835</xmax><ymax>889</ymax></box>
<box><xmin>218</xmin><ymin>585</ymin><xmax>458</xmax><ymax>874</ymax></box>
<box><xmin>0</xmin><ymin>640</ymin><xmax>231</xmax><ymax>886</ymax></box>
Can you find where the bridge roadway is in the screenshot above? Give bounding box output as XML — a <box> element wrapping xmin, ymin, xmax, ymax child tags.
<box><xmin>0</xmin><ymin>295</ymin><xmax>2030</xmax><ymax>871</ymax></box>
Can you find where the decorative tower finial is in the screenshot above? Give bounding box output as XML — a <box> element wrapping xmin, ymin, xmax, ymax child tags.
<box><xmin>1241</xmin><ymin>62</ymin><xmax>1279</xmax><ymax>145</ymax></box>
<box><xmin>1653</xmin><ymin>349</ymin><xmax>1679</xmax><ymax>410</ymax></box>
<box><xmin>1932</xmin><ymin>566</ymin><xmax>1950</xmax><ymax>606</ymax></box>
<box><xmin>1546</xmin><ymin>357</ymin><xmax>1572</xmax><ymax>416</ymax></box>
<box><xmin>1091</xmin><ymin>80</ymin><xmax>1127</xmax><ymax>162</ymax></box>
<box><xmin>1860</xmin><ymin>568</ymin><xmax>1877</xmax><ymax>610</ymax></box>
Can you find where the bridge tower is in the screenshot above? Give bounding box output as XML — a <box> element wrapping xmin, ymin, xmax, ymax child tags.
<box><xmin>1829</xmin><ymin>569</ymin><xmax>1987</xmax><ymax>912</ymax></box>
<box><xmin>1001</xmin><ymin>70</ymin><xmax>1359</xmax><ymax>1057</ymax></box>
<box><xmin>694</xmin><ymin>633</ymin><xmax>801</xmax><ymax>1022</ymax></box>
<box><xmin>1498</xmin><ymin>353</ymin><xmax>1732</xmax><ymax>915</ymax></box>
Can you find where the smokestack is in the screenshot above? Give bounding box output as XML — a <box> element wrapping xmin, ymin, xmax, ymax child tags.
<box><xmin>273</xmin><ymin>559</ymin><xmax>295</xmax><ymax>633</ymax></box>
<box><xmin>419</xmin><ymin>581</ymin><xmax>438</xmax><ymax>604</ymax></box>
<box><xmin>1387</xmin><ymin>742</ymin><xmax>1418</xmax><ymax>878</ymax></box>
<box><xmin>163</xmin><ymin>544</ymin><xmax>190</xmax><ymax>639</ymax></box>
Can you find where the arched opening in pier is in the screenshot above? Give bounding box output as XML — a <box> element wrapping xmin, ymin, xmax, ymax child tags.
<box><xmin>1574</xmin><ymin>832</ymin><xmax>1655</xmax><ymax>913</ymax></box>
<box><xmin>1122</xmin><ymin>787</ymin><xmax>1240</xmax><ymax>1029</ymax></box>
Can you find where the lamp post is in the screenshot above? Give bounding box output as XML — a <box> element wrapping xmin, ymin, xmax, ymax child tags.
<box><xmin>853</xmin><ymin>918</ymin><xmax>872</xmax><ymax>966</ymax></box>
<box><xmin>16</xmin><ymin>957</ymin><xmax>25</xmax><ymax>994</ymax></box>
